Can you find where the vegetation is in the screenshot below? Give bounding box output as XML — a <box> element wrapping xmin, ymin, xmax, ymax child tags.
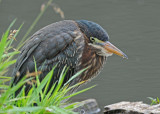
<box><xmin>0</xmin><ymin>19</ymin><xmax>95</xmax><ymax>114</ymax></box>
<box><xmin>0</xmin><ymin>1</ymin><xmax>94</xmax><ymax>113</ymax></box>
<box><xmin>148</xmin><ymin>97</ymin><xmax>160</xmax><ymax>105</ymax></box>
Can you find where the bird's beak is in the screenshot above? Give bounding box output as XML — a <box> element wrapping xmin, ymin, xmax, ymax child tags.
<box><xmin>102</xmin><ymin>41</ymin><xmax>128</xmax><ymax>59</ymax></box>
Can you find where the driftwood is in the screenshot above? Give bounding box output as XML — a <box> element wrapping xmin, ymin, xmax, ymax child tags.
<box><xmin>104</xmin><ymin>101</ymin><xmax>160</xmax><ymax>114</ymax></box>
<box><xmin>73</xmin><ymin>99</ymin><xmax>100</xmax><ymax>114</ymax></box>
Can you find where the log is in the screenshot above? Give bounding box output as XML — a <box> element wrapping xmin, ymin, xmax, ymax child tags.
<box><xmin>104</xmin><ymin>101</ymin><xmax>160</xmax><ymax>114</ymax></box>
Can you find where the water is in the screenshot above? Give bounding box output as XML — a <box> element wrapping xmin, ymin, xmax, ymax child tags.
<box><xmin>0</xmin><ymin>0</ymin><xmax>160</xmax><ymax>111</ymax></box>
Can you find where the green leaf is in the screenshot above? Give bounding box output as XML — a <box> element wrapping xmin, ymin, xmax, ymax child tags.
<box><xmin>47</xmin><ymin>106</ymin><xmax>77</xmax><ymax>114</ymax></box>
<box><xmin>0</xmin><ymin>19</ymin><xmax>16</xmax><ymax>62</ymax></box>
<box><xmin>0</xmin><ymin>59</ymin><xmax>16</xmax><ymax>71</ymax></box>
<box><xmin>148</xmin><ymin>97</ymin><xmax>157</xmax><ymax>105</ymax></box>
<box><xmin>42</xmin><ymin>81</ymin><xmax>57</xmax><ymax>106</ymax></box>
<box><xmin>62</xmin><ymin>85</ymin><xmax>96</xmax><ymax>101</ymax></box>
<box><xmin>49</xmin><ymin>66</ymin><xmax>68</xmax><ymax>104</ymax></box>
<box><xmin>64</xmin><ymin>68</ymin><xmax>88</xmax><ymax>86</ymax></box>
<box><xmin>0</xmin><ymin>76</ymin><xmax>11</xmax><ymax>79</ymax></box>
<box><xmin>7</xmin><ymin>106</ymin><xmax>43</xmax><ymax>113</ymax></box>
<box><xmin>7</xmin><ymin>23</ymin><xmax>23</xmax><ymax>48</ymax></box>
<box><xmin>64</xmin><ymin>102</ymin><xmax>80</xmax><ymax>110</ymax></box>
<box><xmin>157</xmin><ymin>98</ymin><xmax>159</xmax><ymax>104</ymax></box>
<box><xmin>2</xmin><ymin>51</ymin><xmax>20</xmax><ymax>59</ymax></box>
<box><xmin>43</xmin><ymin>65</ymin><xmax>57</xmax><ymax>100</ymax></box>
<box><xmin>0</xmin><ymin>85</ymin><xmax>9</xmax><ymax>89</ymax></box>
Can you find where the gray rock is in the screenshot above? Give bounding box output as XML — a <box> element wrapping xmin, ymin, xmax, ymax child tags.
<box><xmin>73</xmin><ymin>99</ymin><xmax>101</xmax><ymax>114</ymax></box>
<box><xmin>104</xmin><ymin>101</ymin><xmax>160</xmax><ymax>114</ymax></box>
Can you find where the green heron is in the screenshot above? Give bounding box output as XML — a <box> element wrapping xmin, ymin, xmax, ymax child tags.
<box><xmin>11</xmin><ymin>20</ymin><xmax>127</xmax><ymax>96</ymax></box>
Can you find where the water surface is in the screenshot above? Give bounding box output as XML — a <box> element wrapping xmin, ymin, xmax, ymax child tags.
<box><xmin>0</xmin><ymin>0</ymin><xmax>160</xmax><ymax>111</ymax></box>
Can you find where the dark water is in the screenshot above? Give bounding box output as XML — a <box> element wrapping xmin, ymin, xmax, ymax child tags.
<box><xmin>0</xmin><ymin>0</ymin><xmax>160</xmax><ymax>111</ymax></box>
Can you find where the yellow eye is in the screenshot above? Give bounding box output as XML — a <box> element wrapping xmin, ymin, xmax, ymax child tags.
<box><xmin>90</xmin><ymin>37</ymin><xmax>95</xmax><ymax>42</ymax></box>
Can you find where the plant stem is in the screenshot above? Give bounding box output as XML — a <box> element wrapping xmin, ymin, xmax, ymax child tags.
<box><xmin>18</xmin><ymin>0</ymin><xmax>53</xmax><ymax>49</ymax></box>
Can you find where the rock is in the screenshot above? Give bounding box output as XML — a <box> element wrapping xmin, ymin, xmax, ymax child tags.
<box><xmin>104</xmin><ymin>101</ymin><xmax>160</xmax><ymax>114</ymax></box>
<box><xmin>73</xmin><ymin>99</ymin><xmax>101</xmax><ymax>114</ymax></box>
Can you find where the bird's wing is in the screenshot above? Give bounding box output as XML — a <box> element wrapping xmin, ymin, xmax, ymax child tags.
<box><xmin>11</xmin><ymin>35</ymin><xmax>41</xmax><ymax>84</ymax></box>
<box><xmin>11</xmin><ymin>29</ymin><xmax>85</xmax><ymax>87</ymax></box>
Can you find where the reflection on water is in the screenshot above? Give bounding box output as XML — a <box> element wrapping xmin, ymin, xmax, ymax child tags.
<box><xmin>0</xmin><ymin>0</ymin><xmax>160</xmax><ymax>110</ymax></box>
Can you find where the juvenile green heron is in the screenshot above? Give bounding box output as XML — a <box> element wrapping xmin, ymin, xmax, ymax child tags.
<box><xmin>11</xmin><ymin>20</ymin><xmax>127</xmax><ymax>95</ymax></box>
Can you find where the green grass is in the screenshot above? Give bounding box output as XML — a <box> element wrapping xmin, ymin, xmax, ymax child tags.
<box><xmin>0</xmin><ymin>1</ymin><xmax>95</xmax><ymax>113</ymax></box>
<box><xmin>0</xmin><ymin>65</ymin><xmax>94</xmax><ymax>113</ymax></box>
<box><xmin>0</xmin><ymin>21</ymin><xmax>95</xmax><ymax>113</ymax></box>
<box><xmin>0</xmin><ymin>9</ymin><xmax>95</xmax><ymax>114</ymax></box>
<box><xmin>0</xmin><ymin>19</ymin><xmax>21</xmax><ymax>88</ymax></box>
<box><xmin>148</xmin><ymin>97</ymin><xmax>160</xmax><ymax>105</ymax></box>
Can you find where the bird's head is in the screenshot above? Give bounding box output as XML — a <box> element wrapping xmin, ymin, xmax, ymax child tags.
<box><xmin>76</xmin><ymin>20</ymin><xmax>128</xmax><ymax>59</ymax></box>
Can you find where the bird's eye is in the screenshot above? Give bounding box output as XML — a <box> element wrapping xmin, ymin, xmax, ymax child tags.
<box><xmin>90</xmin><ymin>37</ymin><xmax>95</xmax><ymax>42</ymax></box>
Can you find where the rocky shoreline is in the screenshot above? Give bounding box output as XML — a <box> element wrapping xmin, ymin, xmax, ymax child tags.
<box><xmin>74</xmin><ymin>99</ymin><xmax>160</xmax><ymax>114</ymax></box>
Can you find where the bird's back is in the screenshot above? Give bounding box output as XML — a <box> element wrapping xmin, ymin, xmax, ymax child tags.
<box><xmin>11</xmin><ymin>20</ymin><xmax>85</xmax><ymax>95</ymax></box>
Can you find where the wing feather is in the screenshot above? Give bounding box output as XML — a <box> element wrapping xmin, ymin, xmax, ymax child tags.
<box><xmin>11</xmin><ymin>20</ymin><xmax>85</xmax><ymax>95</ymax></box>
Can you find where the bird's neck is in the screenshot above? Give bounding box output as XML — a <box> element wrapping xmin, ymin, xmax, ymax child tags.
<box><xmin>80</xmin><ymin>44</ymin><xmax>107</xmax><ymax>81</ymax></box>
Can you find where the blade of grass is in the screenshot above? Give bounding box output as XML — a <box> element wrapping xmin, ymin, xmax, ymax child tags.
<box><xmin>0</xmin><ymin>76</ymin><xmax>32</xmax><ymax>107</ymax></box>
<box><xmin>0</xmin><ymin>85</ymin><xmax>9</xmax><ymax>89</ymax></box>
<box><xmin>64</xmin><ymin>81</ymin><xmax>86</xmax><ymax>94</ymax></box>
<box><xmin>33</xmin><ymin>58</ymin><xmax>44</xmax><ymax>100</ymax></box>
<box><xmin>42</xmin><ymin>65</ymin><xmax>57</xmax><ymax>99</ymax></box>
<box><xmin>6</xmin><ymin>106</ymin><xmax>43</xmax><ymax>113</ymax></box>
<box><xmin>50</xmin><ymin>81</ymin><xmax>86</xmax><ymax>105</ymax></box>
<box><xmin>42</xmin><ymin>81</ymin><xmax>57</xmax><ymax>106</ymax></box>
<box><xmin>51</xmin><ymin>85</ymin><xmax>69</xmax><ymax>106</ymax></box>
<box><xmin>24</xmin><ymin>87</ymin><xmax>33</xmax><ymax>106</ymax></box>
<box><xmin>0</xmin><ymin>76</ymin><xmax>11</xmax><ymax>79</ymax></box>
<box><xmin>29</xmin><ymin>64</ymin><xmax>55</xmax><ymax>104</ymax></box>
<box><xmin>48</xmin><ymin>106</ymin><xmax>77</xmax><ymax>114</ymax></box>
<box><xmin>49</xmin><ymin>66</ymin><xmax>68</xmax><ymax>102</ymax></box>
<box><xmin>62</xmin><ymin>85</ymin><xmax>96</xmax><ymax>101</ymax></box>
<box><xmin>7</xmin><ymin>23</ymin><xmax>24</xmax><ymax>48</ymax></box>
<box><xmin>64</xmin><ymin>102</ymin><xmax>80</xmax><ymax>110</ymax></box>
<box><xmin>2</xmin><ymin>51</ymin><xmax>20</xmax><ymax>59</ymax></box>
<box><xmin>64</xmin><ymin>67</ymin><xmax>88</xmax><ymax>86</ymax></box>
<box><xmin>0</xmin><ymin>59</ymin><xmax>16</xmax><ymax>71</ymax></box>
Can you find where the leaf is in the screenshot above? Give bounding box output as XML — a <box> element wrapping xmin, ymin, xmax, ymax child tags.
<box><xmin>0</xmin><ymin>76</ymin><xmax>11</xmax><ymax>79</ymax></box>
<box><xmin>0</xmin><ymin>19</ymin><xmax>16</xmax><ymax>62</ymax></box>
<box><xmin>42</xmin><ymin>82</ymin><xmax>57</xmax><ymax>106</ymax></box>
<box><xmin>157</xmin><ymin>97</ymin><xmax>160</xmax><ymax>104</ymax></box>
<box><xmin>2</xmin><ymin>51</ymin><xmax>20</xmax><ymax>59</ymax></box>
<box><xmin>148</xmin><ymin>97</ymin><xmax>157</xmax><ymax>105</ymax></box>
<box><xmin>64</xmin><ymin>102</ymin><xmax>80</xmax><ymax>110</ymax></box>
<box><xmin>0</xmin><ymin>59</ymin><xmax>16</xmax><ymax>71</ymax></box>
<box><xmin>7</xmin><ymin>106</ymin><xmax>43</xmax><ymax>113</ymax></box>
<box><xmin>43</xmin><ymin>65</ymin><xmax>57</xmax><ymax>99</ymax></box>
<box><xmin>62</xmin><ymin>85</ymin><xmax>96</xmax><ymax>101</ymax></box>
<box><xmin>47</xmin><ymin>106</ymin><xmax>77</xmax><ymax>114</ymax></box>
<box><xmin>50</xmin><ymin>66</ymin><xmax>68</xmax><ymax>99</ymax></box>
<box><xmin>7</xmin><ymin>23</ymin><xmax>23</xmax><ymax>48</ymax></box>
<box><xmin>64</xmin><ymin>68</ymin><xmax>88</xmax><ymax>86</ymax></box>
